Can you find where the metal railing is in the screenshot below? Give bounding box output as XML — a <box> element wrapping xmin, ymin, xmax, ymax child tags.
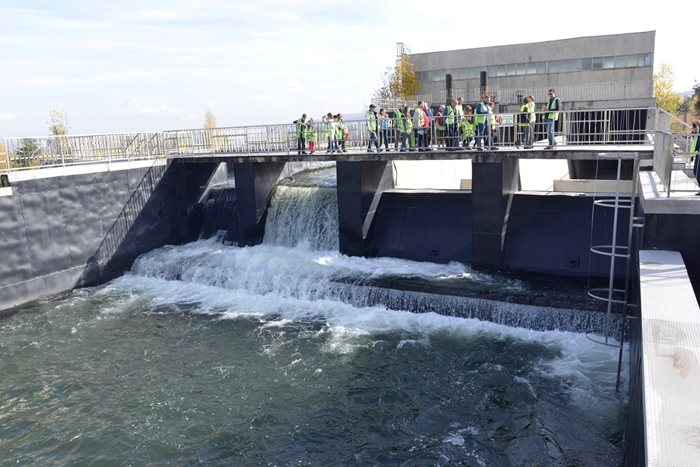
<box><xmin>651</xmin><ymin>109</ymin><xmax>698</xmax><ymax>196</ymax></box>
<box><xmin>1</xmin><ymin>106</ymin><xmax>658</xmax><ymax>171</ymax></box>
<box><xmin>2</xmin><ymin>132</ymin><xmax>163</xmax><ymax>170</ymax></box>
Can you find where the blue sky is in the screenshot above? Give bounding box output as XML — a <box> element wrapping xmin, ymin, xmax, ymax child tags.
<box><xmin>0</xmin><ymin>0</ymin><xmax>694</xmax><ymax>137</ymax></box>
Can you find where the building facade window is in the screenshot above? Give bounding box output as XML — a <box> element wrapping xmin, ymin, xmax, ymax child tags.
<box><xmin>421</xmin><ymin>53</ymin><xmax>651</xmax><ymax>82</ymax></box>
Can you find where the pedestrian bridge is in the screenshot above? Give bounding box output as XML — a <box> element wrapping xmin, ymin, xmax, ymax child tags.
<box><xmin>1</xmin><ymin>106</ymin><xmax>672</xmax><ymax>170</ymax></box>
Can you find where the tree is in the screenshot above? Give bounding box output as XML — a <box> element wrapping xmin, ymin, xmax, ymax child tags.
<box><xmin>48</xmin><ymin>109</ymin><xmax>68</xmax><ymax>135</ymax></box>
<box><xmin>374</xmin><ymin>71</ymin><xmax>393</xmax><ymax>100</ymax></box>
<box><xmin>374</xmin><ymin>49</ymin><xmax>421</xmax><ymax>100</ymax></box>
<box><xmin>390</xmin><ymin>53</ymin><xmax>420</xmax><ymax>98</ymax></box>
<box><xmin>204</xmin><ymin>110</ymin><xmax>217</xmax><ymax>129</ymax></box>
<box><xmin>653</xmin><ymin>64</ymin><xmax>681</xmax><ymax>114</ymax></box>
<box><xmin>693</xmin><ymin>81</ymin><xmax>700</xmax><ymax>118</ymax></box>
<box><xmin>14</xmin><ymin>138</ymin><xmax>41</xmax><ymax>168</ymax></box>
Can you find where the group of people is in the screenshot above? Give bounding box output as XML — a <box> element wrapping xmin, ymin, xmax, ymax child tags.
<box><xmin>293</xmin><ymin>113</ymin><xmax>350</xmax><ymax>155</ymax></box>
<box><xmin>294</xmin><ymin>88</ymin><xmax>562</xmax><ymax>154</ymax></box>
<box><xmin>363</xmin><ymin>89</ymin><xmax>561</xmax><ymax>152</ymax></box>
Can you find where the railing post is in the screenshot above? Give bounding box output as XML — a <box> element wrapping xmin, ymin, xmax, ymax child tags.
<box><xmin>3</xmin><ymin>137</ymin><xmax>11</xmax><ymax>174</ymax></box>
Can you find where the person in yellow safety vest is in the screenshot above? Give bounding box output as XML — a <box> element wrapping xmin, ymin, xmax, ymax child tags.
<box><xmin>305</xmin><ymin>118</ymin><xmax>317</xmax><ymax>154</ymax></box>
<box><xmin>336</xmin><ymin>114</ymin><xmax>348</xmax><ymax>153</ymax></box>
<box><xmin>367</xmin><ymin>104</ymin><xmax>379</xmax><ymax>152</ymax></box>
<box><xmin>474</xmin><ymin>95</ymin><xmax>489</xmax><ymax>150</ymax></box>
<box><xmin>544</xmin><ymin>88</ymin><xmax>560</xmax><ymax>149</ymax></box>
<box><xmin>527</xmin><ymin>95</ymin><xmax>536</xmax><ymax>148</ymax></box>
<box><xmin>323</xmin><ymin>112</ymin><xmax>337</xmax><ymax>154</ymax></box>
<box><xmin>459</xmin><ymin>106</ymin><xmax>475</xmax><ymax>149</ymax></box>
<box><xmin>515</xmin><ymin>96</ymin><xmax>532</xmax><ymax>149</ymax></box>
<box><xmin>488</xmin><ymin>101</ymin><xmax>500</xmax><ymax>150</ymax></box>
<box><xmin>295</xmin><ymin>113</ymin><xmax>308</xmax><ymax>155</ymax></box>
<box><xmin>444</xmin><ymin>99</ymin><xmax>456</xmax><ymax>150</ymax></box>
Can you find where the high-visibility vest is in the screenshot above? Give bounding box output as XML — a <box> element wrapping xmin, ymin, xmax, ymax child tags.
<box><xmin>337</xmin><ymin>122</ymin><xmax>347</xmax><ymax>139</ymax></box>
<box><xmin>528</xmin><ymin>101</ymin><xmax>536</xmax><ymax>123</ymax></box>
<box><xmin>547</xmin><ymin>97</ymin><xmax>560</xmax><ymax>121</ymax></box>
<box><xmin>324</xmin><ymin>120</ymin><xmax>336</xmax><ymax>138</ymax></box>
<box><xmin>460</xmin><ymin>119</ymin><xmax>475</xmax><ymax>138</ymax></box>
<box><xmin>367</xmin><ymin>111</ymin><xmax>377</xmax><ymax>131</ymax></box>
<box><xmin>475</xmin><ymin>102</ymin><xmax>488</xmax><ymax>124</ymax></box>
<box><xmin>295</xmin><ymin>120</ymin><xmax>306</xmax><ymax>137</ymax></box>
<box><xmin>488</xmin><ymin>107</ymin><xmax>496</xmax><ymax>130</ymax></box>
<box><xmin>444</xmin><ymin>105</ymin><xmax>455</xmax><ymax>125</ymax></box>
<box><xmin>517</xmin><ymin>104</ymin><xmax>529</xmax><ymax>127</ymax></box>
<box><xmin>394</xmin><ymin>110</ymin><xmax>404</xmax><ymax>131</ymax></box>
<box><xmin>305</xmin><ymin>125</ymin><xmax>317</xmax><ymax>142</ymax></box>
<box><xmin>692</xmin><ymin>134</ymin><xmax>698</xmax><ymax>154</ymax></box>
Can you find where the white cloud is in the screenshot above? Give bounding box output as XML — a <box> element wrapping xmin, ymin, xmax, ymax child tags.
<box><xmin>0</xmin><ymin>114</ymin><xmax>18</xmax><ymax>121</ymax></box>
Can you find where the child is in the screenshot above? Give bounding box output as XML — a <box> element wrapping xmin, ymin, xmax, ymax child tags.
<box><xmin>306</xmin><ymin>118</ymin><xmax>317</xmax><ymax>154</ymax></box>
<box><xmin>460</xmin><ymin>107</ymin><xmax>475</xmax><ymax>149</ymax></box>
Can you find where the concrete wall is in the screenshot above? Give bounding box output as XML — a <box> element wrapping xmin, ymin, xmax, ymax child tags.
<box><xmin>410</xmin><ymin>31</ymin><xmax>655</xmax><ymax>70</ymax></box>
<box><xmin>0</xmin><ymin>161</ymin><xmax>219</xmax><ymax>315</ymax></box>
<box><xmin>642</xmin><ymin>213</ymin><xmax>700</xmax><ymax>294</ymax></box>
<box><xmin>409</xmin><ymin>31</ymin><xmax>655</xmax><ymax>105</ymax></box>
<box><xmin>369</xmin><ymin>191</ymin><xmax>630</xmax><ymax>277</ymax></box>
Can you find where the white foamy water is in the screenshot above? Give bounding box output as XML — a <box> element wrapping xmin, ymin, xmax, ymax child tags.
<box><xmin>110</xmin><ymin>240</ymin><xmax>625</xmax><ymax>392</ymax></box>
<box><xmin>263</xmin><ymin>184</ymin><xmax>339</xmax><ymax>250</ymax></box>
<box><xmin>129</xmin><ymin>239</ymin><xmax>503</xmax><ymax>300</ymax></box>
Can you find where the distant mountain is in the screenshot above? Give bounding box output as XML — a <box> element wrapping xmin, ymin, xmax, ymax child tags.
<box><xmin>680</xmin><ymin>90</ymin><xmax>694</xmax><ymax>99</ymax></box>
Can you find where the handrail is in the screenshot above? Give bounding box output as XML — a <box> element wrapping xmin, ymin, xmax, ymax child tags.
<box><xmin>2</xmin><ymin>106</ymin><xmax>657</xmax><ymax>171</ymax></box>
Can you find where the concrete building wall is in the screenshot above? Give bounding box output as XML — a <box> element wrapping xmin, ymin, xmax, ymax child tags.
<box><xmin>411</xmin><ymin>31</ymin><xmax>655</xmax><ymax>69</ymax></box>
<box><xmin>409</xmin><ymin>31</ymin><xmax>655</xmax><ymax>106</ymax></box>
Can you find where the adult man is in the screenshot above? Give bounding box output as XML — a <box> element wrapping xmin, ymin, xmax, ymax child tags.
<box><xmin>295</xmin><ymin>114</ymin><xmax>308</xmax><ymax>155</ymax></box>
<box><xmin>455</xmin><ymin>97</ymin><xmax>464</xmax><ymax>146</ymax></box>
<box><xmin>474</xmin><ymin>95</ymin><xmax>490</xmax><ymax>150</ymax></box>
<box><xmin>444</xmin><ymin>99</ymin><xmax>457</xmax><ymax>150</ymax></box>
<box><xmin>366</xmin><ymin>104</ymin><xmax>379</xmax><ymax>152</ymax></box>
<box><xmin>544</xmin><ymin>89</ymin><xmax>561</xmax><ymax>150</ymax></box>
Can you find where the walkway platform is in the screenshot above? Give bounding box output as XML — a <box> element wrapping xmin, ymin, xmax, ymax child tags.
<box><xmin>640</xmin><ymin>169</ymin><xmax>700</xmax><ymax>215</ymax></box>
<box><xmin>169</xmin><ymin>144</ymin><xmax>654</xmax><ymax>164</ymax></box>
<box><xmin>639</xmin><ymin>250</ymin><xmax>700</xmax><ymax>467</ymax></box>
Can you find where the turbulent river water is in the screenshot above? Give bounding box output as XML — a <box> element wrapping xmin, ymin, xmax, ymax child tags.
<box><xmin>0</xmin><ymin>168</ymin><xmax>627</xmax><ymax>465</ymax></box>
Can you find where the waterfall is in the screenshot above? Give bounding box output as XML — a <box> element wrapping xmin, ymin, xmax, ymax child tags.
<box><xmin>263</xmin><ymin>183</ymin><xmax>339</xmax><ymax>251</ymax></box>
<box><xmin>160</xmin><ymin>167</ymin><xmax>620</xmax><ymax>336</ymax></box>
<box><xmin>129</xmin><ymin>241</ymin><xmax>619</xmax><ymax>336</ymax></box>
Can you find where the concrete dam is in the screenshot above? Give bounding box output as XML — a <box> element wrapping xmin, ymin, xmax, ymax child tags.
<box><xmin>1</xmin><ymin>108</ymin><xmax>699</xmax><ymax>465</ymax></box>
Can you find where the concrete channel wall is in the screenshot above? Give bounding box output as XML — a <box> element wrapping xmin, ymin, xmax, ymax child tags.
<box><xmin>0</xmin><ymin>161</ymin><xmax>222</xmax><ymax>315</ymax></box>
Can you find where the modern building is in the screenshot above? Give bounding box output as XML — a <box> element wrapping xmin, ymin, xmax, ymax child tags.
<box><xmin>408</xmin><ymin>31</ymin><xmax>655</xmax><ymax>111</ymax></box>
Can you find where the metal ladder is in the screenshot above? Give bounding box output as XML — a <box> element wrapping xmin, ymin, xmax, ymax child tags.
<box><xmin>587</xmin><ymin>152</ymin><xmax>642</xmax><ymax>391</ymax></box>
